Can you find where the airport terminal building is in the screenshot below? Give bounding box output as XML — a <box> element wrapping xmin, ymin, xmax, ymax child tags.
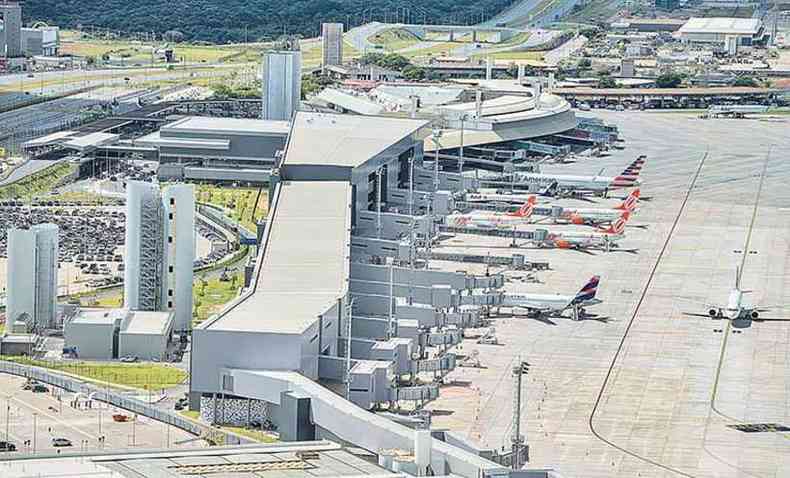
<box><xmin>189</xmin><ymin>112</ymin><xmax>524</xmax><ymax>477</ymax></box>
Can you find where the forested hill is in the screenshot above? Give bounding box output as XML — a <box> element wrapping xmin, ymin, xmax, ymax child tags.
<box><xmin>25</xmin><ymin>0</ymin><xmax>513</xmax><ymax>43</ymax></box>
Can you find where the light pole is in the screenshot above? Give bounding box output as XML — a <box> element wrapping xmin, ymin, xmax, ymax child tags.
<box><xmin>32</xmin><ymin>413</ymin><xmax>37</xmax><ymax>454</ymax></box>
<box><xmin>459</xmin><ymin>114</ymin><xmax>467</xmax><ymax>174</ymax></box>
<box><xmin>431</xmin><ymin>128</ymin><xmax>442</xmax><ymax>193</ymax></box>
<box><xmin>5</xmin><ymin>396</ymin><xmax>10</xmax><ymax>442</ymax></box>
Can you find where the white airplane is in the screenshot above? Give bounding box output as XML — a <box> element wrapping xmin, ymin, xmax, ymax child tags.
<box><xmin>501</xmin><ymin>275</ymin><xmax>602</xmax><ymax>320</ymax></box>
<box><xmin>534</xmin><ymin>212</ymin><xmax>630</xmax><ymax>251</ymax></box>
<box><xmin>486</xmin><ymin>156</ymin><xmax>647</xmax><ymax>197</ymax></box>
<box><xmin>682</xmin><ymin>268</ymin><xmax>790</xmax><ymax>327</ymax></box>
<box><xmin>445</xmin><ymin>196</ymin><xmax>536</xmax><ymax>229</ymax></box>
<box><xmin>541</xmin><ymin>189</ymin><xmax>640</xmax><ymax>226</ymax></box>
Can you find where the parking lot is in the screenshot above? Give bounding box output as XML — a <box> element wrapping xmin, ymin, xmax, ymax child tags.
<box><xmin>0</xmin><ymin>374</ymin><xmax>205</xmax><ymax>455</ymax></box>
<box><xmin>426</xmin><ymin>111</ymin><xmax>790</xmax><ymax>477</ymax></box>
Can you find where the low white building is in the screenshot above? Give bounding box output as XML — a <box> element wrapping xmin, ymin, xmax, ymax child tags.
<box><xmin>65</xmin><ymin>309</ymin><xmax>174</xmax><ymax>360</ymax></box>
<box><xmin>118</xmin><ymin>310</ymin><xmax>174</xmax><ymax>361</ymax></box>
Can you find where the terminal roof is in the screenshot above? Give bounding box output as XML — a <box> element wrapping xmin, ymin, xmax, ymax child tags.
<box><xmin>282</xmin><ymin>112</ymin><xmax>429</xmax><ymax>169</ymax></box>
<box><xmin>204</xmin><ymin>181</ymin><xmax>351</xmax><ymax>334</ymax></box>
<box><xmin>164</xmin><ymin>116</ymin><xmax>291</xmax><ymax>136</ymax></box>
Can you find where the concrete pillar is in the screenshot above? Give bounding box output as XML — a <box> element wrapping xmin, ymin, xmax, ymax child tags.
<box><xmin>485</xmin><ymin>57</ymin><xmax>492</xmax><ymax>80</ymax></box>
<box><xmin>449</xmin><ymin>30</ymin><xmax>454</xmax><ymax>42</ymax></box>
<box><xmin>472</xmin><ymin>30</ymin><xmax>477</xmax><ymax>43</ymax></box>
<box><xmin>517</xmin><ymin>64</ymin><xmax>525</xmax><ymax>83</ymax></box>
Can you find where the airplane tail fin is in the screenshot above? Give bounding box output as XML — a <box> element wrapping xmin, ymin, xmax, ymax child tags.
<box><xmin>572</xmin><ymin>275</ymin><xmax>600</xmax><ymax>304</ymax></box>
<box><xmin>601</xmin><ymin>211</ymin><xmax>629</xmax><ymax>234</ymax></box>
<box><xmin>612</xmin><ymin>156</ymin><xmax>647</xmax><ymax>187</ymax></box>
<box><xmin>508</xmin><ymin>196</ymin><xmax>537</xmax><ymax>217</ymax></box>
<box><xmin>615</xmin><ymin>188</ymin><xmax>640</xmax><ymax>211</ymax></box>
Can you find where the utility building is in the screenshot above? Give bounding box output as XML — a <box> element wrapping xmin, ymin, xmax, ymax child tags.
<box><xmin>64</xmin><ymin>309</ymin><xmax>174</xmax><ymax>360</ymax></box>
<box><xmin>322</xmin><ymin>22</ymin><xmax>344</xmax><ymax>70</ymax></box>
<box><xmin>0</xmin><ymin>1</ymin><xmax>22</xmax><ymax>58</ymax></box>
<box><xmin>262</xmin><ymin>50</ymin><xmax>302</xmax><ymax>121</ymax></box>
<box><xmin>124</xmin><ymin>181</ymin><xmax>194</xmax><ymax>333</ymax></box>
<box><xmin>6</xmin><ymin>224</ymin><xmax>59</xmax><ymax>332</ymax></box>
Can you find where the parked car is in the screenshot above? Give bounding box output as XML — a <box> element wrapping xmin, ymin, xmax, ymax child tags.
<box><xmin>51</xmin><ymin>438</ymin><xmax>72</xmax><ymax>447</ymax></box>
<box><xmin>31</xmin><ymin>384</ymin><xmax>49</xmax><ymax>393</ymax></box>
<box><xmin>0</xmin><ymin>441</ymin><xmax>16</xmax><ymax>452</ymax></box>
<box><xmin>119</xmin><ymin>356</ymin><xmax>138</xmax><ymax>363</ymax></box>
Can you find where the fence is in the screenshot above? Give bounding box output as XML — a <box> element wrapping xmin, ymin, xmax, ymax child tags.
<box><xmin>0</xmin><ymin>360</ymin><xmax>251</xmax><ymax>445</ymax></box>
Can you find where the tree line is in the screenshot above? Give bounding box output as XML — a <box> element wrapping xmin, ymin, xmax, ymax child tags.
<box><xmin>25</xmin><ymin>0</ymin><xmax>511</xmax><ymax>43</ymax></box>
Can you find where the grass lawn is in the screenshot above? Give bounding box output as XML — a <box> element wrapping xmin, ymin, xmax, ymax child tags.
<box><xmin>179</xmin><ymin>410</ymin><xmax>200</xmax><ymax>420</ymax></box>
<box><xmin>222</xmin><ymin>426</ymin><xmax>278</xmax><ymax>443</ymax></box>
<box><xmin>0</xmin><ymin>162</ymin><xmax>76</xmax><ymax>201</ymax></box>
<box><xmin>1</xmin><ymin>357</ymin><xmax>187</xmax><ymax>390</ymax></box>
<box><xmin>402</xmin><ymin>42</ymin><xmax>459</xmax><ymax>60</ymax></box>
<box><xmin>369</xmin><ymin>28</ymin><xmax>421</xmax><ymax>51</ymax></box>
<box><xmin>193</xmin><ymin>271</ymin><xmax>245</xmax><ymax>326</ymax></box>
<box><xmin>195</xmin><ymin>185</ymin><xmax>268</xmax><ymax>233</ymax></box>
<box><xmin>179</xmin><ymin>410</ymin><xmax>278</xmax><ymax>443</ymax></box>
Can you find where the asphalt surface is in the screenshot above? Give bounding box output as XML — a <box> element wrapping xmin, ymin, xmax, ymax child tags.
<box><xmin>0</xmin><ymin>375</ymin><xmax>204</xmax><ymax>455</ymax></box>
<box><xmin>425</xmin><ymin>110</ymin><xmax>790</xmax><ymax>477</ymax></box>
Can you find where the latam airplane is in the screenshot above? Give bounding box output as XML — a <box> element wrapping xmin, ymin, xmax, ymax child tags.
<box><xmin>501</xmin><ymin>275</ymin><xmax>602</xmax><ymax>320</ymax></box>
<box><xmin>535</xmin><ymin>212</ymin><xmax>630</xmax><ymax>251</ymax></box>
<box><xmin>487</xmin><ymin>156</ymin><xmax>647</xmax><ymax>197</ymax></box>
<box><xmin>547</xmin><ymin>189</ymin><xmax>640</xmax><ymax>225</ymax></box>
<box><xmin>445</xmin><ymin>196</ymin><xmax>536</xmax><ymax>228</ymax></box>
<box><xmin>683</xmin><ymin>268</ymin><xmax>790</xmax><ymax>327</ymax></box>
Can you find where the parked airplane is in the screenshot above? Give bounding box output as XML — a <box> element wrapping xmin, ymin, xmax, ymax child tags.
<box><xmin>484</xmin><ymin>156</ymin><xmax>647</xmax><ymax>197</ymax></box>
<box><xmin>534</xmin><ymin>212</ymin><xmax>630</xmax><ymax>251</ymax></box>
<box><xmin>682</xmin><ymin>268</ymin><xmax>790</xmax><ymax>327</ymax></box>
<box><xmin>543</xmin><ymin>189</ymin><xmax>640</xmax><ymax>225</ymax></box>
<box><xmin>501</xmin><ymin>275</ymin><xmax>602</xmax><ymax>320</ymax></box>
<box><xmin>445</xmin><ymin>196</ymin><xmax>536</xmax><ymax>228</ymax></box>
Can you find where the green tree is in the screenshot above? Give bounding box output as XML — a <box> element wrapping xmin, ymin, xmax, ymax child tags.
<box><xmin>402</xmin><ymin>65</ymin><xmax>426</xmax><ymax>81</ymax></box>
<box><xmin>655</xmin><ymin>72</ymin><xmax>683</xmax><ymax>88</ymax></box>
<box><xmin>597</xmin><ymin>74</ymin><xmax>617</xmax><ymax>89</ymax></box>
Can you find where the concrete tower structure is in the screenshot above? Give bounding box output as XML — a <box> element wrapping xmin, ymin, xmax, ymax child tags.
<box><xmin>321</xmin><ymin>23</ymin><xmax>344</xmax><ymax>70</ymax></box>
<box><xmin>125</xmin><ymin>181</ymin><xmax>194</xmax><ymax>332</ymax></box>
<box><xmin>0</xmin><ymin>1</ymin><xmax>22</xmax><ymax>58</ymax></box>
<box><xmin>161</xmin><ymin>183</ymin><xmax>195</xmax><ymax>332</ymax></box>
<box><xmin>262</xmin><ymin>50</ymin><xmax>302</xmax><ymax>121</ymax></box>
<box><xmin>6</xmin><ymin>224</ymin><xmax>59</xmax><ymax>331</ymax></box>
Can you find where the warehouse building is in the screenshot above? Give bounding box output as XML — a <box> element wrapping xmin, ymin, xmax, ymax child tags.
<box><xmin>64</xmin><ymin>308</ymin><xmax>174</xmax><ymax>361</ymax></box>
<box><xmin>21</xmin><ymin>25</ymin><xmax>59</xmax><ymax>56</ymax></box>
<box><xmin>678</xmin><ymin>17</ymin><xmax>766</xmax><ymax>48</ymax></box>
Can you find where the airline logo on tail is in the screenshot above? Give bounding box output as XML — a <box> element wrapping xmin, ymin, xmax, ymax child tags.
<box><xmin>572</xmin><ymin>275</ymin><xmax>600</xmax><ymax>304</ymax></box>
<box><xmin>611</xmin><ymin>156</ymin><xmax>646</xmax><ymax>188</ymax></box>
<box><xmin>506</xmin><ymin>196</ymin><xmax>537</xmax><ymax>218</ymax></box>
<box><xmin>600</xmin><ymin>211</ymin><xmax>629</xmax><ymax>234</ymax></box>
<box><xmin>615</xmin><ymin>188</ymin><xmax>640</xmax><ymax>211</ymax></box>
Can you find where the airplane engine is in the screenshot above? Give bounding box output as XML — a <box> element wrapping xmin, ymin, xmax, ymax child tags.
<box><xmin>571</xmin><ymin>215</ymin><xmax>585</xmax><ymax>225</ymax></box>
<box><xmin>555</xmin><ymin>240</ymin><xmax>572</xmax><ymax>249</ymax></box>
<box><xmin>751</xmin><ymin>310</ymin><xmax>759</xmax><ymax>319</ymax></box>
<box><xmin>708</xmin><ymin>308</ymin><xmax>718</xmax><ymax>317</ymax></box>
